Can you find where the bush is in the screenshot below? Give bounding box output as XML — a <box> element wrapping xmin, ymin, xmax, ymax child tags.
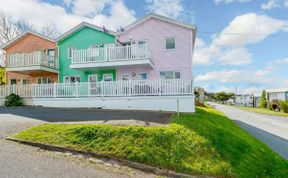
<box><xmin>280</xmin><ymin>100</ymin><xmax>288</xmax><ymax>113</ymax></box>
<box><xmin>268</xmin><ymin>100</ymin><xmax>281</xmax><ymax>111</ymax></box>
<box><xmin>4</xmin><ymin>93</ymin><xmax>23</xmax><ymax>107</ymax></box>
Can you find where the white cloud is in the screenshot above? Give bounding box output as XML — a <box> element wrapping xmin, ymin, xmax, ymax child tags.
<box><xmin>146</xmin><ymin>0</ymin><xmax>183</xmax><ymax>19</ymax></box>
<box><xmin>219</xmin><ymin>47</ymin><xmax>251</xmax><ymax>65</ymax></box>
<box><xmin>213</xmin><ymin>13</ymin><xmax>287</xmax><ymax>47</ymax></box>
<box><xmin>195</xmin><ymin>68</ymin><xmax>272</xmax><ymax>84</ymax></box>
<box><xmin>214</xmin><ymin>0</ymin><xmax>251</xmax><ymax>4</ymax></box>
<box><xmin>194</xmin><ymin>13</ymin><xmax>288</xmax><ymax>66</ymax></box>
<box><xmin>261</xmin><ymin>0</ymin><xmax>288</xmax><ymax>10</ymax></box>
<box><xmin>0</xmin><ymin>0</ymin><xmax>136</xmax><ymax>33</ymax></box>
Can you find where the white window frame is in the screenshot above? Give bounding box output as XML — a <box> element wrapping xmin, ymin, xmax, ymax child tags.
<box><xmin>103</xmin><ymin>73</ymin><xmax>113</xmax><ymax>81</ymax></box>
<box><xmin>137</xmin><ymin>40</ymin><xmax>148</xmax><ymax>46</ymax></box>
<box><xmin>37</xmin><ymin>77</ymin><xmax>52</xmax><ymax>84</ymax></box>
<box><xmin>67</xmin><ymin>47</ymin><xmax>76</xmax><ymax>58</ymax></box>
<box><xmin>63</xmin><ymin>76</ymin><xmax>80</xmax><ymax>83</ymax></box>
<box><xmin>164</xmin><ymin>37</ymin><xmax>176</xmax><ymax>50</ymax></box>
<box><xmin>160</xmin><ymin>71</ymin><xmax>181</xmax><ymax>79</ymax></box>
<box><xmin>121</xmin><ymin>73</ymin><xmax>131</xmax><ymax>81</ymax></box>
<box><xmin>88</xmin><ymin>74</ymin><xmax>98</xmax><ymax>83</ymax></box>
<box><xmin>137</xmin><ymin>72</ymin><xmax>148</xmax><ymax>80</ymax></box>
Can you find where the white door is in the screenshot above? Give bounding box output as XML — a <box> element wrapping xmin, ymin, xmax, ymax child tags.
<box><xmin>103</xmin><ymin>74</ymin><xmax>113</xmax><ymax>81</ymax></box>
<box><xmin>88</xmin><ymin>75</ymin><xmax>98</xmax><ymax>95</ymax></box>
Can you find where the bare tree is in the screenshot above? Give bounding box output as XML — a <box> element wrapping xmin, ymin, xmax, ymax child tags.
<box><xmin>41</xmin><ymin>24</ymin><xmax>59</xmax><ymax>39</ymax></box>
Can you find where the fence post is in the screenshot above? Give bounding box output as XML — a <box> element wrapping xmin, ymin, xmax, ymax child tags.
<box><xmin>53</xmin><ymin>83</ymin><xmax>57</xmax><ymax>98</ymax></box>
<box><xmin>101</xmin><ymin>80</ymin><xmax>104</xmax><ymax>97</ymax></box>
<box><xmin>75</xmin><ymin>81</ymin><xmax>79</xmax><ymax>98</ymax></box>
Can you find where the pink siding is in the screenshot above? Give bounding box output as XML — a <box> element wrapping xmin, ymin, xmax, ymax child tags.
<box><xmin>117</xmin><ymin>18</ymin><xmax>194</xmax><ymax>80</ymax></box>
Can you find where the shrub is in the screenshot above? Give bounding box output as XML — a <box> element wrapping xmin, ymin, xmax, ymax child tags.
<box><xmin>268</xmin><ymin>100</ymin><xmax>281</xmax><ymax>111</ymax></box>
<box><xmin>280</xmin><ymin>100</ymin><xmax>288</xmax><ymax>113</ymax></box>
<box><xmin>4</xmin><ymin>93</ymin><xmax>23</xmax><ymax>107</ymax></box>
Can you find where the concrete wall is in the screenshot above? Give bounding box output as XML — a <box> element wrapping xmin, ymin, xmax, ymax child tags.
<box><xmin>1</xmin><ymin>96</ymin><xmax>195</xmax><ymax>112</ymax></box>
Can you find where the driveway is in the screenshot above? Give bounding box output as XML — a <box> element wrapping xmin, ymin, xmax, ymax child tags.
<box><xmin>0</xmin><ymin>108</ymin><xmax>166</xmax><ymax>178</ymax></box>
<box><xmin>212</xmin><ymin>103</ymin><xmax>288</xmax><ymax>160</ymax></box>
<box><xmin>0</xmin><ymin>106</ymin><xmax>172</xmax><ymax>125</ymax></box>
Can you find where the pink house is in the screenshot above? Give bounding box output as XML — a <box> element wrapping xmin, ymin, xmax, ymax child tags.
<box><xmin>116</xmin><ymin>13</ymin><xmax>196</xmax><ymax>81</ymax></box>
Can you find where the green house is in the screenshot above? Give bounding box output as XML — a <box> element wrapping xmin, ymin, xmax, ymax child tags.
<box><xmin>57</xmin><ymin>22</ymin><xmax>116</xmax><ymax>83</ymax></box>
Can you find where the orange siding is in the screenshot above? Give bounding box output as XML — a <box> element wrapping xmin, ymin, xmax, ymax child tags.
<box><xmin>5</xmin><ymin>33</ymin><xmax>58</xmax><ymax>84</ymax></box>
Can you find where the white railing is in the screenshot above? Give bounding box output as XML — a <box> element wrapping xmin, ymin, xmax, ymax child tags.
<box><xmin>7</xmin><ymin>51</ymin><xmax>58</xmax><ymax>69</ymax></box>
<box><xmin>72</xmin><ymin>45</ymin><xmax>150</xmax><ymax>64</ymax></box>
<box><xmin>0</xmin><ymin>79</ymin><xmax>193</xmax><ymax>99</ymax></box>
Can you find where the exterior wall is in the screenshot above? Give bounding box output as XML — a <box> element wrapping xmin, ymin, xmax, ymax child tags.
<box><xmin>58</xmin><ymin>27</ymin><xmax>115</xmax><ymax>83</ymax></box>
<box><xmin>4</xmin><ymin>33</ymin><xmax>58</xmax><ymax>84</ymax></box>
<box><xmin>118</xmin><ymin>18</ymin><xmax>194</xmax><ymax>80</ymax></box>
<box><xmin>31</xmin><ymin>96</ymin><xmax>195</xmax><ymax>112</ymax></box>
<box><xmin>235</xmin><ymin>95</ymin><xmax>254</xmax><ymax>107</ymax></box>
<box><xmin>267</xmin><ymin>92</ymin><xmax>288</xmax><ymax>102</ymax></box>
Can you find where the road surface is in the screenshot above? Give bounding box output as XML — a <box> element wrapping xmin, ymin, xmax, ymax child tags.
<box><xmin>213</xmin><ymin>103</ymin><xmax>288</xmax><ymax>160</ymax></box>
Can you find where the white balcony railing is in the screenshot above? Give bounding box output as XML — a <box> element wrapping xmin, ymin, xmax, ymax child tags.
<box><xmin>72</xmin><ymin>45</ymin><xmax>150</xmax><ymax>64</ymax></box>
<box><xmin>6</xmin><ymin>51</ymin><xmax>58</xmax><ymax>69</ymax></box>
<box><xmin>0</xmin><ymin>79</ymin><xmax>193</xmax><ymax>98</ymax></box>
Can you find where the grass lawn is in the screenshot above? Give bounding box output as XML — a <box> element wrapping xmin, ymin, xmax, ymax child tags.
<box><xmin>13</xmin><ymin>107</ymin><xmax>288</xmax><ymax>178</ymax></box>
<box><xmin>235</xmin><ymin>106</ymin><xmax>288</xmax><ymax>117</ymax></box>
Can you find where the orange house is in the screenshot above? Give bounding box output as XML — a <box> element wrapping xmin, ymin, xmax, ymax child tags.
<box><xmin>2</xmin><ymin>31</ymin><xmax>59</xmax><ymax>85</ymax></box>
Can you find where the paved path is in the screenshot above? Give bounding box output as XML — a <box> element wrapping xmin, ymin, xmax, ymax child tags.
<box><xmin>0</xmin><ymin>111</ymin><xmax>162</xmax><ymax>178</ymax></box>
<box><xmin>213</xmin><ymin>103</ymin><xmax>288</xmax><ymax>160</ymax></box>
<box><xmin>0</xmin><ymin>107</ymin><xmax>172</xmax><ymax>125</ymax></box>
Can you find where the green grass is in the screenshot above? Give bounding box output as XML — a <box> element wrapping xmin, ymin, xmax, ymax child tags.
<box><xmin>235</xmin><ymin>106</ymin><xmax>288</xmax><ymax>117</ymax></box>
<box><xmin>13</xmin><ymin>107</ymin><xmax>288</xmax><ymax>178</ymax></box>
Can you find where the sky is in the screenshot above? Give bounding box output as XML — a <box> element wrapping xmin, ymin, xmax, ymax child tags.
<box><xmin>0</xmin><ymin>0</ymin><xmax>287</xmax><ymax>95</ymax></box>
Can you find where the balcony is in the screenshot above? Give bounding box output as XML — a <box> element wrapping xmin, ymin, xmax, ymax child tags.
<box><xmin>70</xmin><ymin>45</ymin><xmax>153</xmax><ymax>70</ymax></box>
<box><xmin>6</xmin><ymin>51</ymin><xmax>59</xmax><ymax>74</ymax></box>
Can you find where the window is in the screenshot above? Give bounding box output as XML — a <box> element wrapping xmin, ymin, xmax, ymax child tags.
<box><xmin>138</xmin><ymin>73</ymin><xmax>148</xmax><ymax>80</ymax></box>
<box><xmin>103</xmin><ymin>74</ymin><xmax>113</xmax><ymax>81</ymax></box>
<box><xmin>67</xmin><ymin>47</ymin><xmax>76</xmax><ymax>58</ymax></box>
<box><xmin>22</xmin><ymin>79</ymin><xmax>29</xmax><ymax>85</ymax></box>
<box><xmin>37</xmin><ymin>77</ymin><xmax>52</xmax><ymax>84</ymax></box>
<box><xmin>121</xmin><ymin>73</ymin><xmax>131</xmax><ymax>81</ymax></box>
<box><xmin>47</xmin><ymin>49</ymin><xmax>55</xmax><ymax>57</ymax></box>
<box><xmin>160</xmin><ymin>71</ymin><xmax>180</xmax><ymax>79</ymax></box>
<box><xmin>10</xmin><ymin>79</ymin><xmax>17</xmax><ymax>85</ymax></box>
<box><xmin>165</xmin><ymin>37</ymin><xmax>175</xmax><ymax>50</ymax></box>
<box><xmin>64</xmin><ymin>76</ymin><xmax>80</xmax><ymax>83</ymax></box>
<box><xmin>138</xmin><ymin>40</ymin><xmax>147</xmax><ymax>46</ymax></box>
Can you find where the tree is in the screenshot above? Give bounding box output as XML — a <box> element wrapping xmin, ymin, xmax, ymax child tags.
<box><xmin>214</xmin><ymin>92</ymin><xmax>235</xmax><ymax>104</ymax></box>
<box><xmin>259</xmin><ymin>90</ymin><xmax>267</xmax><ymax>108</ymax></box>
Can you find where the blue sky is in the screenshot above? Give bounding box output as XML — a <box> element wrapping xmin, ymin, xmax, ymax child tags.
<box><xmin>1</xmin><ymin>0</ymin><xmax>288</xmax><ymax>95</ymax></box>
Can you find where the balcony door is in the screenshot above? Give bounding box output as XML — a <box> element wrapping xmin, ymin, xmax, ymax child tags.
<box><xmin>88</xmin><ymin>74</ymin><xmax>98</xmax><ymax>95</ymax></box>
<box><xmin>47</xmin><ymin>49</ymin><xmax>55</xmax><ymax>67</ymax></box>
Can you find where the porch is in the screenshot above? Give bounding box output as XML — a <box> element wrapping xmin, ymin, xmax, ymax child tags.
<box><xmin>6</xmin><ymin>51</ymin><xmax>59</xmax><ymax>74</ymax></box>
<box><xmin>70</xmin><ymin>45</ymin><xmax>153</xmax><ymax>70</ymax></box>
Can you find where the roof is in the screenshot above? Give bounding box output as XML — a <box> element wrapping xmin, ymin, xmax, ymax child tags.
<box><xmin>57</xmin><ymin>22</ymin><xmax>116</xmax><ymax>42</ymax></box>
<box><xmin>121</xmin><ymin>13</ymin><xmax>197</xmax><ymax>33</ymax></box>
<box><xmin>1</xmin><ymin>31</ymin><xmax>55</xmax><ymax>50</ymax></box>
<box><xmin>266</xmin><ymin>88</ymin><xmax>288</xmax><ymax>93</ymax></box>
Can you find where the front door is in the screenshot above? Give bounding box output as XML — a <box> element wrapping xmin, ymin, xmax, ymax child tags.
<box><xmin>88</xmin><ymin>74</ymin><xmax>98</xmax><ymax>95</ymax></box>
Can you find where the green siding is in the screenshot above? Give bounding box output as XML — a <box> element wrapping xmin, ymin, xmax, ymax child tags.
<box><xmin>58</xmin><ymin>27</ymin><xmax>115</xmax><ymax>83</ymax></box>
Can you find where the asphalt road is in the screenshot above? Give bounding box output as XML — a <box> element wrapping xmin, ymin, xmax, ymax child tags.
<box><xmin>0</xmin><ymin>110</ymin><xmax>161</xmax><ymax>178</ymax></box>
<box><xmin>213</xmin><ymin>103</ymin><xmax>288</xmax><ymax>160</ymax></box>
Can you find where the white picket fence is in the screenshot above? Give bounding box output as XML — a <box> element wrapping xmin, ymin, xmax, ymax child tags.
<box><xmin>0</xmin><ymin>79</ymin><xmax>193</xmax><ymax>99</ymax></box>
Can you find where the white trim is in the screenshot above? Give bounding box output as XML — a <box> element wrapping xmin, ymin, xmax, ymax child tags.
<box><xmin>70</xmin><ymin>59</ymin><xmax>153</xmax><ymax>70</ymax></box>
<box><xmin>57</xmin><ymin>22</ymin><xmax>116</xmax><ymax>42</ymax></box>
<box><xmin>164</xmin><ymin>37</ymin><xmax>176</xmax><ymax>50</ymax></box>
<box><xmin>2</xmin><ymin>31</ymin><xmax>55</xmax><ymax>49</ymax></box>
<box><xmin>121</xmin><ymin>13</ymin><xmax>196</xmax><ymax>34</ymax></box>
<box><xmin>160</xmin><ymin>71</ymin><xmax>181</xmax><ymax>79</ymax></box>
<box><xmin>103</xmin><ymin>73</ymin><xmax>114</xmax><ymax>81</ymax></box>
<box><xmin>6</xmin><ymin>66</ymin><xmax>59</xmax><ymax>74</ymax></box>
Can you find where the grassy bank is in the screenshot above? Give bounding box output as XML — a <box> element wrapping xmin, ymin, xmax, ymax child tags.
<box><xmin>235</xmin><ymin>106</ymin><xmax>288</xmax><ymax>117</ymax></box>
<box><xmin>13</xmin><ymin>107</ymin><xmax>288</xmax><ymax>177</ymax></box>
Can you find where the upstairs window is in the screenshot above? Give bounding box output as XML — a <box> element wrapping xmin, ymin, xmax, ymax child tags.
<box><xmin>138</xmin><ymin>73</ymin><xmax>148</xmax><ymax>80</ymax></box>
<box><xmin>165</xmin><ymin>37</ymin><xmax>175</xmax><ymax>50</ymax></box>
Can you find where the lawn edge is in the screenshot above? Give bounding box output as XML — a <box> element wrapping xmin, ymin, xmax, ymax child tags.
<box><xmin>6</xmin><ymin>137</ymin><xmax>208</xmax><ymax>178</ymax></box>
